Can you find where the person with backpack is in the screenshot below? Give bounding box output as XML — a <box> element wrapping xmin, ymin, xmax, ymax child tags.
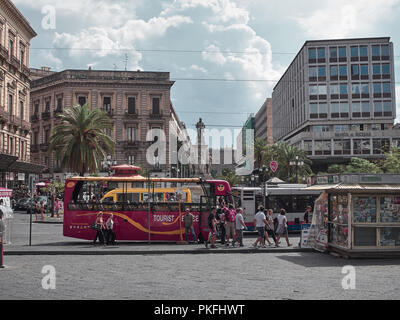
<box><xmin>205</xmin><ymin>208</ymin><xmax>217</xmax><ymax>248</ymax></box>
<box><xmin>225</xmin><ymin>204</ymin><xmax>236</xmax><ymax>246</ymax></box>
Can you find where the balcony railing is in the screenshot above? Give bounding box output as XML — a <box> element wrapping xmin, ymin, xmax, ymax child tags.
<box><xmin>30</xmin><ymin>144</ymin><xmax>39</xmax><ymax>153</ymax></box>
<box><xmin>53</xmin><ymin>109</ymin><xmax>63</xmax><ymax>117</ymax></box>
<box><xmin>125</xmin><ymin>110</ymin><xmax>138</xmax><ymax>118</ymax></box>
<box><xmin>31</xmin><ymin>113</ymin><xmax>39</xmax><ymax>122</ymax></box>
<box><xmin>40</xmin><ymin>143</ymin><xmax>49</xmax><ymax>152</ymax></box>
<box><xmin>103</xmin><ymin>108</ymin><xmax>114</xmax><ymax>116</ymax></box>
<box><xmin>122</xmin><ymin>140</ymin><xmax>140</xmax><ymax>148</ymax></box>
<box><xmin>150</xmin><ymin>111</ymin><xmax>163</xmax><ymax>118</ymax></box>
<box><xmin>42</xmin><ymin>111</ymin><xmax>51</xmax><ymax>120</ymax></box>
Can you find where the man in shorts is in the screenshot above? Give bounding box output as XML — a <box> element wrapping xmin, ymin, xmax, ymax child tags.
<box><xmin>253</xmin><ymin>206</ymin><xmax>268</xmax><ymax>248</ymax></box>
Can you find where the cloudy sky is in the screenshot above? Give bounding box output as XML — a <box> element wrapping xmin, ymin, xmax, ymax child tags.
<box><xmin>14</xmin><ymin>0</ymin><xmax>400</xmax><ymax>145</ymax></box>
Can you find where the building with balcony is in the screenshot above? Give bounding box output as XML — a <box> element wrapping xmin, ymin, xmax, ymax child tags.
<box><xmin>272</xmin><ymin>37</ymin><xmax>397</xmax><ymax>171</ymax></box>
<box><xmin>0</xmin><ymin>0</ymin><xmax>43</xmax><ymax>188</ymax></box>
<box><xmin>30</xmin><ymin>69</ymin><xmax>191</xmax><ymax>179</ymax></box>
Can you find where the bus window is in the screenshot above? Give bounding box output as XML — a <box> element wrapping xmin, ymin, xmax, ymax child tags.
<box><xmin>166</xmin><ymin>193</ymin><xmax>177</xmax><ymax>202</ymax></box>
<box><xmin>103</xmin><ymin>196</ymin><xmax>114</xmax><ymax>203</ymax></box>
<box><xmin>117</xmin><ymin>193</ymin><xmax>140</xmax><ymax>203</ymax></box>
<box><xmin>142</xmin><ymin>192</ymin><xmax>164</xmax><ymax>202</ymax></box>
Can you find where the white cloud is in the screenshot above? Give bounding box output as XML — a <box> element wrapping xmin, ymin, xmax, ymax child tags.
<box><xmin>293</xmin><ymin>0</ymin><xmax>400</xmax><ymax>38</ymax></box>
<box><xmin>161</xmin><ymin>0</ymin><xmax>249</xmax><ymax>24</ymax></box>
<box><xmin>202</xmin><ymin>44</ymin><xmax>227</xmax><ymax>66</ymax></box>
<box><xmin>52</xmin><ymin>15</ymin><xmax>193</xmax><ymax>65</ymax></box>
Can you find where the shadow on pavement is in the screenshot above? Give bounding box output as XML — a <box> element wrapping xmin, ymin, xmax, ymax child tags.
<box><xmin>275</xmin><ymin>252</ymin><xmax>400</xmax><ymax>267</ymax></box>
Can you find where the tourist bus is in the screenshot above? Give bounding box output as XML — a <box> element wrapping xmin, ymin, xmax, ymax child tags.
<box><xmin>63</xmin><ymin>176</ymin><xmax>232</xmax><ymax>242</ymax></box>
<box><xmin>232</xmin><ymin>185</ymin><xmax>320</xmax><ymax>232</ymax></box>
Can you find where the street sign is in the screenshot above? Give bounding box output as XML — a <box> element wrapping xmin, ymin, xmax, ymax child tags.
<box><xmin>270</xmin><ymin>161</ymin><xmax>278</xmax><ymax>173</ymax></box>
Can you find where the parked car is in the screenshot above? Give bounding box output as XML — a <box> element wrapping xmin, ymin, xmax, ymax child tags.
<box><xmin>14</xmin><ymin>198</ymin><xmax>32</xmax><ymax>211</ymax></box>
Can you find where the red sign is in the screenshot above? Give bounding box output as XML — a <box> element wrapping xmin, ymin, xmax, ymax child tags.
<box><xmin>270</xmin><ymin>161</ymin><xmax>278</xmax><ymax>173</ymax></box>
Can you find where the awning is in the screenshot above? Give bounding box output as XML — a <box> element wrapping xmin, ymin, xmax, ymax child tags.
<box><xmin>304</xmin><ymin>183</ymin><xmax>400</xmax><ymax>193</ymax></box>
<box><xmin>0</xmin><ymin>187</ymin><xmax>12</xmax><ymax>197</ymax></box>
<box><xmin>8</xmin><ymin>161</ymin><xmax>45</xmax><ymax>174</ymax></box>
<box><xmin>0</xmin><ymin>153</ymin><xmax>18</xmax><ymax>171</ymax></box>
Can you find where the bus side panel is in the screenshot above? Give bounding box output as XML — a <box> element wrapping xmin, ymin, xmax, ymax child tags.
<box><xmin>64</xmin><ymin>209</ymin><xmax>204</xmax><ymax>242</ymax></box>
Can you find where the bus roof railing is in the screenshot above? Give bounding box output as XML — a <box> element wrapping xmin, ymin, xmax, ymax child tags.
<box><xmin>67</xmin><ymin>176</ymin><xmax>203</xmax><ymax>183</ymax></box>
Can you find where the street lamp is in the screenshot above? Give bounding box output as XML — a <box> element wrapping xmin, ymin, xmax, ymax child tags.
<box><xmin>250</xmin><ymin>174</ymin><xmax>255</xmax><ymax>187</ymax></box>
<box><xmin>259</xmin><ymin>165</ymin><xmax>268</xmax><ymax>208</ymax></box>
<box><xmin>289</xmin><ymin>155</ymin><xmax>304</xmax><ymax>183</ymax></box>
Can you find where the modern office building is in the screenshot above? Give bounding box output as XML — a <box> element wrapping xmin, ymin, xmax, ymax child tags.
<box><xmin>254</xmin><ymin>97</ymin><xmax>273</xmax><ymax>145</ymax></box>
<box><xmin>0</xmin><ymin>0</ymin><xmax>43</xmax><ymax>188</ymax></box>
<box><xmin>272</xmin><ymin>37</ymin><xmax>397</xmax><ymax>171</ymax></box>
<box><xmin>30</xmin><ymin>69</ymin><xmax>190</xmax><ymax>179</ymax></box>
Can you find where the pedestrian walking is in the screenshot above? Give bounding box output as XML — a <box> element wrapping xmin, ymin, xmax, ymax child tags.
<box><xmin>93</xmin><ymin>211</ymin><xmax>106</xmax><ymax>246</ymax></box>
<box><xmin>276</xmin><ymin>209</ymin><xmax>292</xmax><ymax>247</ymax></box>
<box><xmin>225</xmin><ymin>204</ymin><xmax>236</xmax><ymax>246</ymax></box>
<box><xmin>54</xmin><ymin>198</ymin><xmax>62</xmax><ymax>219</ymax></box>
<box><xmin>39</xmin><ymin>200</ymin><xmax>45</xmax><ymax>221</ymax></box>
<box><xmin>232</xmin><ymin>207</ymin><xmax>247</xmax><ymax>247</ymax></box>
<box><xmin>252</xmin><ymin>206</ymin><xmax>268</xmax><ymax>248</ymax></box>
<box><xmin>34</xmin><ymin>200</ymin><xmax>39</xmax><ymax>221</ymax></box>
<box><xmin>304</xmin><ymin>205</ymin><xmax>312</xmax><ymax>224</ymax></box>
<box><xmin>183</xmin><ymin>208</ymin><xmax>198</xmax><ymax>244</ymax></box>
<box><xmin>218</xmin><ymin>207</ymin><xmax>226</xmax><ymax>244</ymax></box>
<box><xmin>105</xmin><ymin>213</ymin><xmax>116</xmax><ymax>245</ymax></box>
<box><xmin>205</xmin><ymin>208</ymin><xmax>217</xmax><ymax>249</ymax></box>
<box><xmin>265</xmin><ymin>209</ymin><xmax>278</xmax><ymax>246</ymax></box>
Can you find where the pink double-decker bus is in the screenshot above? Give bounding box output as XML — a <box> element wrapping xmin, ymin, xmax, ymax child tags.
<box><xmin>63</xmin><ymin>176</ymin><xmax>232</xmax><ymax>242</ymax></box>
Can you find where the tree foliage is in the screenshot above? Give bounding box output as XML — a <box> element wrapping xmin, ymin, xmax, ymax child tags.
<box><xmin>48</xmin><ymin>104</ymin><xmax>115</xmax><ymax>176</ymax></box>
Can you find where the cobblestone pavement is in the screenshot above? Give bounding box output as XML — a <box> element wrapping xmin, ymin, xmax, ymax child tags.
<box><xmin>1</xmin><ymin>253</ymin><xmax>400</xmax><ymax>300</ymax></box>
<box><xmin>2</xmin><ymin>212</ymin><xmax>400</xmax><ymax>300</ymax></box>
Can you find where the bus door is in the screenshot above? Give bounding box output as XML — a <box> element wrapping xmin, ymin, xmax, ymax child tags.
<box><xmin>199</xmin><ymin>195</ymin><xmax>211</xmax><ymax>242</ymax></box>
<box><xmin>242</xmin><ymin>189</ymin><xmax>256</xmax><ymax>229</ymax></box>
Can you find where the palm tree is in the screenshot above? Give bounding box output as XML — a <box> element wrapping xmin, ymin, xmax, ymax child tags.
<box><xmin>48</xmin><ymin>103</ymin><xmax>115</xmax><ymax>176</ymax></box>
<box><xmin>254</xmin><ymin>137</ymin><xmax>268</xmax><ymax>170</ymax></box>
<box><xmin>274</xmin><ymin>142</ymin><xmax>312</xmax><ymax>182</ymax></box>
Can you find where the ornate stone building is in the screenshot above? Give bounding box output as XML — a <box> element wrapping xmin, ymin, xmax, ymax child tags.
<box><xmin>30</xmin><ymin>69</ymin><xmax>191</xmax><ymax>179</ymax></box>
<box><xmin>0</xmin><ymin>0</ymin><xmax>42</xmax><ymax>188</ymax></box>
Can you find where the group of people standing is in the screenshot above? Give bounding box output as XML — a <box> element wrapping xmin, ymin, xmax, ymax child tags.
<box><xmin>92</xmin><ymin>211</ymin><xmax>116</xmax><ymax>246</ymax></box>
<box><xmin>184</xmin><ymin>203</ymin><xmax>297</xmax><ymax>249</ymax></box>
<box><xmin>254</xmin><ymin>207</ymin><xmax>292</xmax><ymax>248</ymax></box>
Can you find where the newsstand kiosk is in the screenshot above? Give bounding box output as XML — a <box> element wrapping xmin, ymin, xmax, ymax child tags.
<box><xmin>306</xmin><ymin>174</ymin><xmax>400</xmax><ymax>258</ymax></box>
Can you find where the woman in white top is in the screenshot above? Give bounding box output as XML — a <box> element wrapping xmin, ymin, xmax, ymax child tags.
<box><xmin>275</xmin><ymin>209</ymin><xmax>292</xmax><ymax>247</ymax></box>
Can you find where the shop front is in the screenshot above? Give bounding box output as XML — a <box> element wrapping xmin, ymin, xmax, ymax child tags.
<box><xmin>306</xmin><ymin>174</ymin><xmax>400</xmax><ymax>258</ymax></box>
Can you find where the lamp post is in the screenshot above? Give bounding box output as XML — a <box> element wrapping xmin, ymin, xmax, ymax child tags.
<box><xmin>259</xmin><ymin>165</ymin><xmax>268</xmax><ymax>208</ymax></box>
<box><xmin>250</xmin><ymin>175</ymin><xmax>255</xmax><ymax>187</ymax></box>
<box><xmin>289</xmin><ymin>156</ymin><xmax>304</xmax><ymax>183</ymax></box>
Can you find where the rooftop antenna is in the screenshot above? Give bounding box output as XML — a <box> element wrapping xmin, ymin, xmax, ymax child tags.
<box><xmin>123</xmin><ymin>53</ymin><xmax>128</xmax><ymax>71</ymax></box>
<box><xmin>113</xmin><ymin>63</ymin><xmax>118</xmax><ymax>70</ymax></box>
